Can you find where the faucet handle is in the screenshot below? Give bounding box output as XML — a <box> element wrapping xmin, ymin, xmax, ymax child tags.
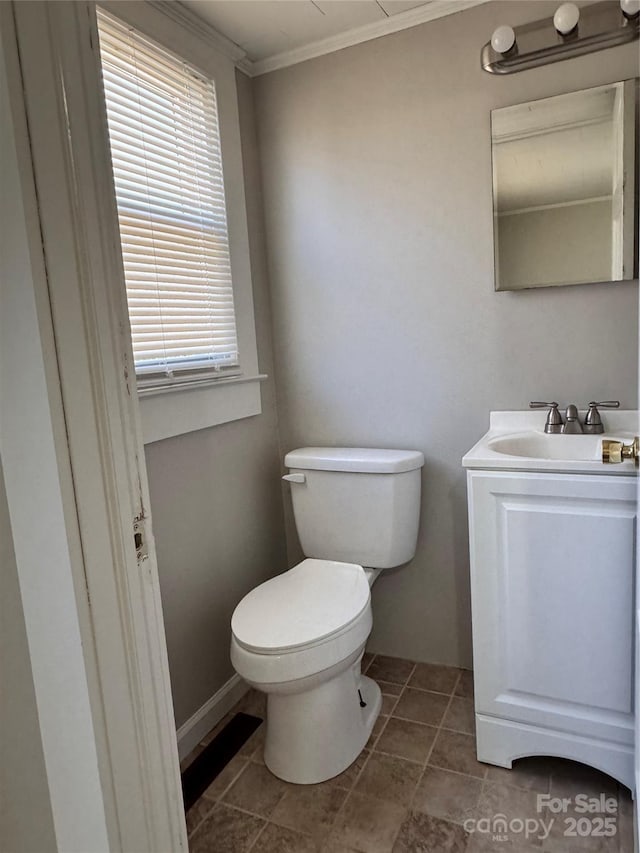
<box><xmin>588</xmin><ymin>401</ymin><xmax>620</xmax><ymax>409</ymax></box>
<box><xmin>584</xmin><ymin>401</ymin><xmax>620</xmax><ymax>434</ymax></box>
<box><xmin>529</xmin><ymin>401</ymin><xmax>562</xmax><ymax>434</ymax></box>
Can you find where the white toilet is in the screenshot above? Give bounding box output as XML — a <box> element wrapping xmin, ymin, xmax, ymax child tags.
<box><xmin>230</xmin><ymin>447</ymin><xmax>424</xmax><ymax>784</ymax></box>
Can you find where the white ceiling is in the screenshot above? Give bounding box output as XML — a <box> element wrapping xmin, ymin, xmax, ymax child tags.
<box><xmin>182</xmin><ymin>1</ymin><xmax>428</xmax><ymax>60</ymax></box>
<box><xmin>181</xmin><ymin>0</ymin><xmax>487</xmax><ymax>74</ymax></box>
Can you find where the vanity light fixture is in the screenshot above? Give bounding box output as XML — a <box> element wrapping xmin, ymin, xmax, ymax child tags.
<box><xmin>482</xmin><ymin>0</ymin><xmax>639</xmax><ymax>74</ymax></box>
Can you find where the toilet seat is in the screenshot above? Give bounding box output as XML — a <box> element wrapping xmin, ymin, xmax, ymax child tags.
<box><xmin>232</xmin><ymin>559</ymin><xmax>370</xmax><ymax>655</ymax></box>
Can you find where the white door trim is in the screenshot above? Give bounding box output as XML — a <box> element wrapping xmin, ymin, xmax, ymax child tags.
<box><xmin>635</xmin><ymin>192</ymin><xmax>640</xmax><ymax>852</ymax></box>
<box><xmin>1</xmin><ymin>15</ymin><xmax>111</xmax><ymax>851</ymax></box>
<box><xmin>1</xmin><ymin>2</ymin><xmax>187</xmax><ymax>850</ymax></box>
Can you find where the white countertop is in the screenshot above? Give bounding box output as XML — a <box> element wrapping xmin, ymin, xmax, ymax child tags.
<box><xmin>462</xmin><ymin>410</ymin><xmax>638</xmax><ymax>475</ymax></box>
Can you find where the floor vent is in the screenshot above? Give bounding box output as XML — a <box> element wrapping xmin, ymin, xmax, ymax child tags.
<box><xmin>181</xmin><ymin>712</ymin><xmax>262</xmax><ymax>811</ymax></box>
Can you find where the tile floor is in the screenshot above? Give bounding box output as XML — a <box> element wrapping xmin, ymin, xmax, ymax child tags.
<box><xmin>182</xmin><ymin>656</ymin><xmax>634</xmax><ymax>853</ymax></box>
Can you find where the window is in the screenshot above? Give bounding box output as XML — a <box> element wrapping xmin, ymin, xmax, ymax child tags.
<box><xmin>97</xmin><ymin>9</ymin><xmax>239</xmax><ymax>385</ymax></box>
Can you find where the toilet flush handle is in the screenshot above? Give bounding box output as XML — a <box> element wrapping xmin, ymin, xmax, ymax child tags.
<box><xmin>282</xmin><ymin>473</ymin><xmax>306</xmax><ymax>484</ymax></box>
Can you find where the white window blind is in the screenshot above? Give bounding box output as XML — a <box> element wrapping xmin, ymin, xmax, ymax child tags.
<box><xmin>97</xmin><ymin>9</ymin><xmax>239</xmax><ymax>380</ymax></box>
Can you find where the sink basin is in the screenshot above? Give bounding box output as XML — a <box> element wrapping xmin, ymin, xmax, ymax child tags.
<box><xmin>462</xmin><ymin>410</ymin><xmax>638</xmax><ymax>474</ymax></box>
<box><xmin>488</xmin><ymin>432</ymin><xmax>622</xmax><ymax>461</ymax></box>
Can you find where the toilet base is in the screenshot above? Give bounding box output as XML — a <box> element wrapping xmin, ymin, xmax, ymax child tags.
<box><xmin>263</xmin><ymin>664</ymin><xmax>381</xmax><ymax>785</ymax></box>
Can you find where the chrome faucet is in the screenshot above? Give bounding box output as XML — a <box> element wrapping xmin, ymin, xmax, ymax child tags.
<box><xmin>530</xmin><ymin>400</ymin><xmax>620</xmax><ymax>435</ymax></box>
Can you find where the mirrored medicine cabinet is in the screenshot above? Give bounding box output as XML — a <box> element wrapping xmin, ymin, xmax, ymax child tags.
<box><xmin>491</xmin><ymin>79</ymin><xmax>638</xmax><ymax>292</ymax></box>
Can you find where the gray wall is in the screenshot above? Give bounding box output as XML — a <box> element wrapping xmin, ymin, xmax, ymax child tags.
<box><xmin>498</xmin><ymin>198</ymin><xmax>613</xmax><ymax>289</ymax></box>
<box><xmin>253</xmin><ymin>0</ymin><xmax>639</xmax><ymax>667</ymax></box>
<box><xmin>144</xmin><ymin>72</ymin><xmax>286</xmax><ymax>728</ymax></box>
<box><xmin>0</xmin><ymin>458</ymin><xmax>56</xmax><ymax>852</ymax></box>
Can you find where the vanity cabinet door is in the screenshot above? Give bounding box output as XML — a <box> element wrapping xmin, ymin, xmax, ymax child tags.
<box><xmin>467</xmin><ymin>470</ymin><xmax>635</xmax><ymax>747</ymax></box>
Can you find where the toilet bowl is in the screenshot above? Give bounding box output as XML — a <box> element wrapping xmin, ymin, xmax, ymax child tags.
<box><xmin>230</xmin><ymin>447</ymin><xmax>424</xmax><ymax>784</ymax></box>
<box><xmin>231</xmin><ymin>559</ymin><xmax>381</xmax><ymax>784</ymax></box>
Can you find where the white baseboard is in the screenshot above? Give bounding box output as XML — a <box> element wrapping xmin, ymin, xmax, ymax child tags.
<box><xmin>176</xmin><ymin>673</ymin><xmax>249</xmax><ymax>760</ymax></box>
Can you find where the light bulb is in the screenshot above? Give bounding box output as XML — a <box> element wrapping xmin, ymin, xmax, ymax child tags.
<box><xmin>491</xmin><ymin>25</ymin><xmax>516</xmax><ymax>54</ymax></box>
<box><xmin>620</xmin><ymin>0</ymin><xmax>640</xmax><ymax>17</ymax></box>
<box><xmin>553</xmin><ymin>2</ymin><xmax>580</xmax><ymax>34</ymax></box>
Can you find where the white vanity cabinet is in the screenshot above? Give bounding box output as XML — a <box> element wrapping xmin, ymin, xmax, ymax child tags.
<box><xmin>466</xmin><ymin>468</ymin><xmax>636</xmax><ymax>789</ymax></box>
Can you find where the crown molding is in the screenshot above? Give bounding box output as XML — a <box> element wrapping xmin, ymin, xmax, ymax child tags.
<box><xmin>246</xmin><ymin>0</ymin><xmax>491</xmax><ymax>77</ymax></box>
<box><xmin>236</xmin><ymin>56</ymin><xmax>255</xmax><ymax>77</ymax></box>
<box><xmin>149</xmin><ymin>0</ymin><xmax>247</xmax><ymax>64</ymax></box>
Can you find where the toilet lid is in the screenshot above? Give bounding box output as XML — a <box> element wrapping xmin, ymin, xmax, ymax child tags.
<box><xmin>231</xmin><ymin>559</ymin><xmax>370</xmax><ymax>654</ymax></box>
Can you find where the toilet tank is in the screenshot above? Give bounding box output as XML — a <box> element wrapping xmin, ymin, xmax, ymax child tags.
<box><xmin>284</xmin><ymin>447</ymin><xmax>424</xmax><ymax>569</ymax></box>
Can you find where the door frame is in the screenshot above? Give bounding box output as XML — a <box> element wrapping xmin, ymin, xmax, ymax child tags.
<box><xmin>0</xmin><ymin>2</ymin><xmax>187</xmax><ymax>850</ymax></box>
<box><xmin>635</xmin><ymin>229</ymin><xmax>640</xmax><ymax>851</ymax></box>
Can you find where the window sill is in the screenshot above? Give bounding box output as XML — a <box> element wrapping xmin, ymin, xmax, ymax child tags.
<box><xmin>139</xmin><ymin>374</ymin><xmax>267</xmax><ymax>444</ymax></box>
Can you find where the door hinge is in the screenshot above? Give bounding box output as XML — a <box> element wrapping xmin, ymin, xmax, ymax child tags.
<box><xmin>133</xmin><ymin>514</ymin><xmax>148</xmax><ymax>562</ymax></box>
